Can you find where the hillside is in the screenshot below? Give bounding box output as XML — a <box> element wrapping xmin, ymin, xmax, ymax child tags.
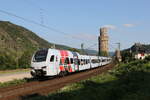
<box><xmin>0</xmin><ymin>21</ymin><xmax>74</xmax><ymax>69</ymax></box>
<box><xmin>0</xmin><ymin>21</ymin><xmax>74</xmax><ymax>50</ymax></box>
<box><xmin>0</xmin><ymin>21</ymin><xmax>99</xmax><ymax>70</ymax></box>
<box><xmin>121</xmin><ymin>43</ymin><xmax>150</xmax><ymax>62</ymax></box>
<box><xmin>124</xmin><ymin>43</ymin><xmax>150</xmax><ymax>53</ymax></box>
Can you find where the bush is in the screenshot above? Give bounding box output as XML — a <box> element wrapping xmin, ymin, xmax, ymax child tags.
<box><xmin>18</xmin><ymin>50</ymin><xmax>32</xmax><ymax>68</ymax></box>
<box><xmin>0</xmin><ymin>79</ymin><xmax>27</xmax><ymax>88</ymax></box>
<box><xmin>145</xmin><ymin>56</ymin><xmax>150</xmax><ymax>61</ymax></box>
<box><xmin>0</xmin><ymin>52</ymin><xmax>16</xmax><ymax>70</ymax></box>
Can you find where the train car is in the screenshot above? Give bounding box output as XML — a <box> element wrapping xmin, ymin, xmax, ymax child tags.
<box><xmin>30</xmin><ymin>48</ymin><xmax>111</xmax><ymax>77</ymax></box>
<box><xmin>78</xmin><ymin>55</ymin><xmax>90</xmax><ymax>71</ymax></box>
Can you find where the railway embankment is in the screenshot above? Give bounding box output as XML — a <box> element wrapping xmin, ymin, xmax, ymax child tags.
<box><xmin>27</xmin><ymin>59</ymin><xmax>150</xmax><ymax>100</ymax></box>
<box><xmin>0</xmin><ymin>63</ymin><xmax>115</xmax><ymax>100</ymax></box>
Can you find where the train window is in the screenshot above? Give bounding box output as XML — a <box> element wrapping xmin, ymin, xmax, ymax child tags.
<box><xmin>56</xmin><ymin>56</ymin><xmax>58</xmax><ymax>62</ymax></box>
<box><xmin>70</xmin><ymin>58</ymin><xmax>73</xmax><ymax>64</ymax></box>
<box><xmin>60</xmin><ymin>59</ymin><xmax>63</xmax><ymax>65</ymax></box>
<box><xmin>103</xmin><ymin>59</ymin><xmax>106</xmax><ymax>62</ymax></box>
<box><xmin>91</xmin><ymin>59</ymin><xmax>99</xmax><ymax>64</ymax></box>
<box><xmin>78</xmin><ymin>59</ymin><xmax>80</xmax><ymax>65</ymax></box>
<box><xmin>82</xmin><ymin>59</ymin><xmax>84</xmax><ymax>65</ymax></box>
<box><xmin>86</xmin><ymin>59</ymin><xmax>88</xmax><ymax>64</ymax></box>
<box><xmin>34</xmin><ymin>49</ymin><xmax>48</xmax><ymax>62</ymax></box>
<box><xmin>88</xmin><ymin>59</ymin><xmax>90</xmax><ymax>63</ymax></box>
<box><xmin>65</xmin><ymin>58</ymin><xmax>70</xmax><ymax>64</ymax></box>
<box><xmin>81</xmin><ymin>59</ymin><xmax>84</xmax><ymax>65</ymax></box>
<box><xmin>50</xmin><ymin>55</ymin><xmax>55</xmax><ymax>62</ymax></box>
<box><xmin>74</xmin><ymin>58</ymin><xmax>78</xmax><ymax>65</ymax></box>
<box><xmin>91</xmin><ymin>59</ymin><xmax>94</xmax><ymax>63</ymax></box>
<box><xmin>84</xmin><ymin>59</ymin><xmax>86</xmax><ymax>64</ymax></box>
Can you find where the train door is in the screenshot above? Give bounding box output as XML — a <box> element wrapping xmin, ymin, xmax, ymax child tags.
<box><xmin>49</xmin><ymin>50</ymin><xmax>59</xmax><ymax>75</ymax></box>
<box><xmin>70</xmin><ymin>58</ymin><xmax>74</xmax><ymax>72</ymax></box>
<box><xmin>71</xmin><ymin>52</ymin><xmax>79</xmax><ymax>72</ymax></box>
<box><xmin>73</xmin><ymin>57</ymin><xmax>79</xmax><ymax>71</ymax></box>
<box><xmin>49</xmin><ymin>54</ymin><xmax>56</xmax><ymax>75</ymax></box>
<box><xmin>89</xmin><ymin>57</ymin><xmax>92</xmax><ymax>69</ymax></box>
<box><xmin>55</xmin><ymin>54</ymin><xmax>59</xmax><ymax>75</ymax></box>
<box><xmin>64</xmin><ymin>57</ymin><xmax>72</xmax><ymax>73</ymax></box>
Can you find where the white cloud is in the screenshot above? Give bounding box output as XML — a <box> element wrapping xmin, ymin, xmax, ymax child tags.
<box><xmin>103</xmin><ymin>24</ymin><xmax>117</xmax><ymax>30</ymax></box>
<box><xmin>123</xmin><ymin>24</ymin><xmax>136</xmax><ymax>27</ymax></box>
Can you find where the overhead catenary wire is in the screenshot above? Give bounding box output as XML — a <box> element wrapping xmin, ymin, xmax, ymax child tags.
<box><xmin>23</xmin><ymin>0</ymin><xmax>45</xmax><ymax>25</ymax></box>
<box><xmin>84</xmin><ymin>42</ymin><xmax>117</xmax><ymax>52</ymax></box>
<box><xmin>85</xmin><ymin>43</ymin><xmax>98</xmax><ymax>50</ymax></box>
<box><xmin>0</xmin><ymin>9</ymin><xmax>88</xmax><ymax>43</ymax></box>
<box><xmin>0</xmin><ymin>9</ymin><xmax>118</xmax><ymax>51</ymax></box>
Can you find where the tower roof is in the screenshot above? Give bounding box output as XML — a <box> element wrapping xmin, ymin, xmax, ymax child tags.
<box><xmin>100</xmin><ymin>27</ymin><xmax>108</xmax><ymax>35</ymax></box>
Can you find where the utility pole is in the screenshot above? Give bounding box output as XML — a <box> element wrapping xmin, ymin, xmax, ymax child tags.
<box><xmin>115</xmin><ymin>42</ymin><xmax>122</xmax><ymax>62</ymax></box>
<box><xmin>116</xmin><ymin>43</ymin><xmax>121</xmax><ymax>50</ymax></box>
<box><xmin>40</xmin><ymin>9</ymin><xmax>44</xmax><ymax>25</ymax></box>
<box><xmin>81</xmin><ymin>43</ymin><xmax>84</xmax><ymax>54</ymax></box>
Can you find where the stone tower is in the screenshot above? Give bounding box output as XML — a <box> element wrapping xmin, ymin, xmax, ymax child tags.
<box><xmin>98</xmin><ymin>27</ymin><xmax>109</xmax><ymax>56</ymax></box>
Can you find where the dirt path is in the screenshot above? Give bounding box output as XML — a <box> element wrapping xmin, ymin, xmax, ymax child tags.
<box><xmin>0</xmin><ymin>72</ymin><xmax>31</xmax><ymax>83</ymax></box>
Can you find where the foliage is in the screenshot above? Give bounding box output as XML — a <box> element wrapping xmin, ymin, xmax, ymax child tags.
<box><xmin>0</xmin><ymin>52</ymin><xmax>16</xmax><ymax>70</ymax></box>
<box><xmin>0</xmin><ymin>79</ymin><xmax>27</xmax><ymax>88</ymax></box>
<box><xmin>121</xmin><ymin>51</ymin><xmax>135</xmax><ymax>63</ymax></box>
<box><xmin>67</xmin><ymin>48</ymin><xmax>81</xmax><ymax>53</ymax></box>
<box><xmin>145</xmin><ymin>56</ymin><xmax>150</xmax><ymax>61</ymax></box>
<box><xmin>18</xmin><ymin>50</ymin><xmax>33</xmax><ymax>68</ymax></box>
<box><xmin>25</xmin><ymin>59</ymin><xmax>150</xmax><ymax>100</ymax></box>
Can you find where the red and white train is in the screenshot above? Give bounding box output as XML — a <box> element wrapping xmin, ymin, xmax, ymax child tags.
<box><xmin>31</xmin><ymin>48</ymin><xmax>111</xmax><ymax>77</ymax></box>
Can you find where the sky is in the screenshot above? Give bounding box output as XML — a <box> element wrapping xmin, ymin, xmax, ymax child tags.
<box><xmin>0</xmin><ymin>0</ymin><xmax>150</xmax><ymax>51</ymax></box>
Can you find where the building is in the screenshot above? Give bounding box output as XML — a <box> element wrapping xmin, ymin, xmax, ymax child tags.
<box><xmin>98</xmin><ymin>27</ymin><xmax>109</xmax><ymax>56</ymax></box>
<box><xmin>133</xmin><ymin>43</ymin><xmax>150</xmax><ymax>60</ymax></box>
<box><xmin>135</xmin><ymin>53</ymin><xmax>150</xmax><ymax>60</ymax></box>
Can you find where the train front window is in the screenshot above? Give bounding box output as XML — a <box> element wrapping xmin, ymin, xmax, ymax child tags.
<box><xmin>50</xmin><ymin>55</ymin><xmax>55</xmax><ymax>62</ymax></box>
<box><xmin>34</xmin><ymin>49</ymin><xmax>48</xmax><ymax>62</ymax></box>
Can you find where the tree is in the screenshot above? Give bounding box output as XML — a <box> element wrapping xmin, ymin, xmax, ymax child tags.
<box><xmin>68</xmin><ymin>48</ymin><xmax>81</xmax><ymax>53</ymax></box>
<box><xmin>121</xmin><ymin>51</ymin><xmax>134</xmax><ymax>62</ymax></box>
<box><xmin>18</xmin><ymin>50</ymin><xmax>33</xmax><ymax>68</ymax></box>
<box><xmin>0</xmin><ymin>52</ymin><xmax>16</xmax><ymax>70</ymax></box>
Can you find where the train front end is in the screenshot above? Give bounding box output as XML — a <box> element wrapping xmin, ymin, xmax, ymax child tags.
<box><xmin>31</xmin><ymin>49</ymin><xmax>49</xmax><ymax>77</ymax></box>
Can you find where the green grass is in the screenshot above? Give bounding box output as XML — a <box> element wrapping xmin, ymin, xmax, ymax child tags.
<box><xmin>0</xmin><ymin>79</ymin><xmax>27</xmax><ymax>88</ymax></box>
<box><xmin>25</xmin><ymin>59</ymin><xmax>150</xmax><ymax>100</ymax></box>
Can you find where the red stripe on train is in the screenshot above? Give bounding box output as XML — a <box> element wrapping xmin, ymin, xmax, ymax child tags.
<box><xmin>59</xmin><ymin>66</ymin><xmax>65</xmax><ymax>71</ymax></box>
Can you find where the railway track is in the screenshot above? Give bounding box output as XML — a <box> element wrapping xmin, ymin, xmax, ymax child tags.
<box><xmin>0</xmin><ymin>62</ymin><xmax>116</xmax><ymax>100</ymax></box>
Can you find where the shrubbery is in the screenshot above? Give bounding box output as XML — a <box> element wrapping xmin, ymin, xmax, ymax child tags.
<box><xmin>0</xmin><ymin>79</ymin><xmax>27</xmax><ymax>88</ymax></box>
<box><xmin>0</xmin><ymin>50</ymin><xmax>33</xmax><ymax>70</ymax></box>
<box><xmin>18</xmin><ymin>50</ymin><xmax>33</xmax><ymax>69</ymax></box>
<box><xmin>0</xmin><ymin>52</ymin><xmax>16</xmax><ymax>70</ymax></box>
